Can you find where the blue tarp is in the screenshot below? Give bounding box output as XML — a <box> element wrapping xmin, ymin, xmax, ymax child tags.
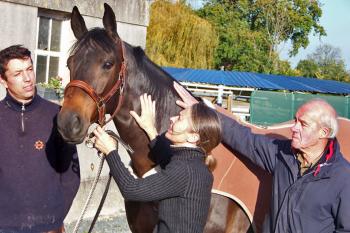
<box><xmin>162</xmin><ymin>67</ymin><xmax>350</xmax><ymax>95</ymax></box>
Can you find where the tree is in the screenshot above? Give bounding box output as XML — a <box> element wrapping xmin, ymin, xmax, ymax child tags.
<box><xmin>296</xmin><ymin>59</ymin><xmax>319</xmax><ymax>78</ymax></box>
<box><xmin>196</xmin><ymin>0</ymin><xmax>272</xmax><ymax>72</ymax></box>
<box><xmin>308</xmin><ymin>44</ymin><xmax>342</xmax><ymax>66</ymax></box>
<box><xmin>249</xmin><ymin>0</ymin><xmax>325</xmax><ymax>56</ymax></box>
<box><xmin>146</xmin><ymin>0</ymin><xmax>218</xmax><ymax>69</ymax></box>
<box><xmin>296</xmin><ymin>44</ymin><xmax>350</xmax><ymax>82</ymax></box>
<box><xmin>196</xmin><ymin>0</ymin><xmax>325</xmax><ymax>73</ymax></box>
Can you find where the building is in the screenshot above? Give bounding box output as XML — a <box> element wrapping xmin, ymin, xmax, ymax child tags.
<box><xmin>0</xmin><ymin>0</ymin><xmax>150</xmax><ymax>87</ymax></box>
<box><xmin>163</xmin><ymin>67</ymin><xmax>350</xmax><ymax>124</ymax></box>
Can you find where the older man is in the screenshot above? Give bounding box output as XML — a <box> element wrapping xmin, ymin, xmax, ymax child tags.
<box><xmin>0</xmin><ymin>45</ymin><xmax>80</xmax><ymax>233</ymax></box>
<box><xmin>173</xmin><ymin>82</ymin><xmax>350</xmax><ymax>233</ymax></box>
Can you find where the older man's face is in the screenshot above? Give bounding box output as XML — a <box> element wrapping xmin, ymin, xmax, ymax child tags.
<box><xmin>291</xmin><ymin>106</ymin><xmax>322</xmax><ymax>150</ymax></box>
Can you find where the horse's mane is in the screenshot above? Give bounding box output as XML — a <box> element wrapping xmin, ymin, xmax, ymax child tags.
<box><xmin>127</xmin><ymin>45</ymin><xmax>181</xmax><ymax>132</ymax></box>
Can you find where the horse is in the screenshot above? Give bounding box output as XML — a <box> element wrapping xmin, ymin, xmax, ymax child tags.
<box><xmin>57</xmin><ymin>3</ymin><xmax>253</xmax><ymax>233</ymax></box>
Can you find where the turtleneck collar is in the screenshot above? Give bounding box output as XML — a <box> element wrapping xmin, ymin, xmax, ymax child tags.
<box><xmin>3</xmin><ymin>89</ymin><xmax>41</xmax><ymax>112</ymax></box>
<box><xmin>170</xmin><ymin>146</ymin><xmax>205</xmax><ymax>160</ymax></box>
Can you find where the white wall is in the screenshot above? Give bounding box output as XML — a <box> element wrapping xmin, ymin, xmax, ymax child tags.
<box><xmin>0</xmin><ymin>1</ymin><xmax>37</xmax><ymax>52</ymax></box>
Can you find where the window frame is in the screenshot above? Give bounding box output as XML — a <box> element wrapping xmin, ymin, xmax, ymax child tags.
<box><xmin>34</xmin><ymin>9</ymin><xmax>69</xmax><ymax>84</ymax></box>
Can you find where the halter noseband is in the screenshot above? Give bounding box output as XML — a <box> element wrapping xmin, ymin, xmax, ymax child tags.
<box><xmin>64</xmin><ymin>41</ymin><xmax>127</xmax><ymax>126</ymax></box>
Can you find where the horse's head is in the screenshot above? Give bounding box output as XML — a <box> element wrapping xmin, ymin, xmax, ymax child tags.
<box><xmin>57</xmin><ymin>3</ymin><xmax>125</xmax><ymax>144</ymax></box>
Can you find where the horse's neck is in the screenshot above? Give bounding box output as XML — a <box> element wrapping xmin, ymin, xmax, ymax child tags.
<box><xmin>111</xmin><ymin>51</ymin><xmax>180</xmax><ymax>176</ymax></box>
<box><xmin>112</xmin><ymin>97</ymin><xmax>178</xmax><ymax>176</ymax></box>
<box><xmin>110</xmin><ymin>109</ymin><xmax>152</xmax><ymax>177</ymax></box>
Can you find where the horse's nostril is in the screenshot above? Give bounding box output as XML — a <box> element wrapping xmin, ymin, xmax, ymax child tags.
<box><xmin>71</xmin><ymin>114</ymin><xmax>82</xmax><ymax>135</ymax></box>
<box><xmin>57</xmin><ymin>111</ymin><xmax>87</xmax><ymax>144</ymax></box>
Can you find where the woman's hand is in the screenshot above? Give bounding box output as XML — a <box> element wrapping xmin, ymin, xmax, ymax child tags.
<box><xmin>173</xmin><ymin>82</ymin><xmax>198</xmax><ymax>108</ymax></box>
<box><xmin>130</xmin><ymin>93</ymin><xmax>158</xmax><ymax>140</ymax></box>
<box><xmin>93</xmin><ymin>126</ymin><xmax>118</xmax><ymax>155</ymax></box>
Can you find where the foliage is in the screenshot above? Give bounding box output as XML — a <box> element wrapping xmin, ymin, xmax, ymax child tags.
<box><xmin>146</xmin><ymin>0</ymin><xmax>218</xmax><ymax>69</ymax></box>
<box><xmin>196</xmin><ymin>0</ymin><xmax>325</xmax><ymax>74</ymax></box>
<box><xmin>196</xmin><ymin>1</ymin><xmax>271</xmax><ymax>72</ymax></box>
<box><xmin>307</xmin><ymin>44</ymin><xmax>343</xmax><ymax>66</ymax></box>
<box><xmin>248</xmin><ymin>0</ymin><xmax>325</xmax><ymax>56</ymax></box>
<box><xmin>39</xmin><ymin>76</ymin><xmax>62</xmax><ymax>90</ymax></box>
<box><xmin>38</xmin><ymin>76</ymin><xmax>64</xmax><ymax>96</ymax></box>
<box><xmin>274</xmin><ymin>59</ymin><xmax>301</xmax><ymax>77</ymax></box>
<box><xmin>296</xmin><ymin>44</ymin><xmax>350</xmax><ymax>82</ymax></box>
<box><xmin>296</xmin><ymin>59</ymin><xmax>319</xmax><ymax>78</ymax></box>
<box><xmin>146</xmin><ymin>0</ymin><xmax>327</xmax><ymax>78</ymax></box>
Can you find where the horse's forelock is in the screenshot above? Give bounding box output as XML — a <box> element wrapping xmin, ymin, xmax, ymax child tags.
<box><xmin>70</xmin><ymin>28</ymin><xmax>118</xmax><ymax>58</ymax></box>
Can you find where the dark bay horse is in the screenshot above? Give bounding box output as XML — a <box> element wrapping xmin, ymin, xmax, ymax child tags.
<box><xmin>57</xmin><ymin>3</ymin><xmax>252</xmax><ymax>233</ymax></box>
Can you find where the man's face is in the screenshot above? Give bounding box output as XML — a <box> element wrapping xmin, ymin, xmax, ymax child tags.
<box><xmin>291</xmin><ymin>106</ymin><xmax>322</xmax><ymax>150</ymax></box>
<box><xmin>0</xmin><ymin>57</ymin><xmax>35</xmax><ymax>103</ymax></box>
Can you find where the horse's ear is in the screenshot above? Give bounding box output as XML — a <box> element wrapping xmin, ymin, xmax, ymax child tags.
<box><xmin>103</xmin><ymin>3</ymin><xmax>118</xmax><ymax>36</ymax></box>
<box><xmin>71</xmin><ymin>6</ymin><xmax>88</xmax><ymax>40</ymax></box>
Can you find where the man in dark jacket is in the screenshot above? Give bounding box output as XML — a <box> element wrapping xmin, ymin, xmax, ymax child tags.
<box><xmin>173</xmin><ymin>82</ymin><xmax>350</xmax><ymax>233</ymax></box>
<box><xmin>0</xmin><ymin>45</ymin><xmax>80</xmax><ymax>233</ymax></box>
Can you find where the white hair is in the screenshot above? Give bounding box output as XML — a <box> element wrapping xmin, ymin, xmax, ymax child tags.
<box><xmin>302</xmin><ymin>98</ymin><xmax>339</xmax><ymax>138</ymax></box>
<box><xmin>319</xmin><ymin>110</ymin><xmax>338</xmax><ymax>138</ymax></box>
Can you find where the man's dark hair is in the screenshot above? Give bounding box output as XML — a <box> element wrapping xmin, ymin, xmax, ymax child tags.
<box><xmin>0</xmin><ymin>45</ymin><xmax>31</xmax><ymax>80</ymax></box>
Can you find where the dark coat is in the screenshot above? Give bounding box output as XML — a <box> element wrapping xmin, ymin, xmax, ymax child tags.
<box><xmin>0</xmin><ymin>93</ymin><xmax>80</xmax><ymax>233</ymax></box>
<box><xmin>219</xmin><ymin>113</ymin><xmax>350</xmax><ymax>233</ymax></box>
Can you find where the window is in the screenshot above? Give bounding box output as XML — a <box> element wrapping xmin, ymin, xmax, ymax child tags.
<box><xmin>35</xmin><ymin>11</ymin><xmax>65</xmax><ymax>84</ymax></box>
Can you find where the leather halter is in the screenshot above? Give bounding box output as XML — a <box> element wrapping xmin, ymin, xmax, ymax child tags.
<box><xmin>64</xmin><ymin>40</ymin><xmax>127</xmax><ymax>126</ymax></box>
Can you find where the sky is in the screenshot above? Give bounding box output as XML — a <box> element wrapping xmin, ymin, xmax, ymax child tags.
<box><xmin>279</xmin><ymin>0</ymin><xmax>350</xmax><ymax>70</ymax></box>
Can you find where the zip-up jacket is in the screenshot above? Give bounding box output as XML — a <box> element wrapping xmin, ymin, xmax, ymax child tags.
<box><xmin>0</xmin><ymin>92</ymin><xmax>80</xmax><ymax>233</ymax></box>
<box><xmin>219</xmin><ymin>113</ymin><xmax>350</xmax><ymax>233</ymax></box>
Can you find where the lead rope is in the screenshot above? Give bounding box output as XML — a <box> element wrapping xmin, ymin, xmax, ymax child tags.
<box><xmin>72</xmin><ymin>151</ymin><xmax>106</xmax><ymax>233</ymax></box>
<box><xmin>87</xmin><ymin>174</ymin><xmax>112</xmax><ymax>233</ymax></box>
<box><xmin>72</xmin><ymin>130</ymin><xmax>134</xmax><ymax>233</ymax></box>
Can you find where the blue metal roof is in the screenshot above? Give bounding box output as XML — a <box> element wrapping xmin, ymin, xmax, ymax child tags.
<box><xmin>162</xmin><ymin>67</ymin><xmax>350</xmax><ymax>95</ymax></box>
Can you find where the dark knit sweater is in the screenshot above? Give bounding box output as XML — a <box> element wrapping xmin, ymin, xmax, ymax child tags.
<box><xmin>0</xmin><ymin>92</ymin><xmax>80</xmax><ymax>233</ymax></box>
<box><xmin>106</xmin><ymin>145</ymin><xmax>213</xmax><ymax>233</ymax></box>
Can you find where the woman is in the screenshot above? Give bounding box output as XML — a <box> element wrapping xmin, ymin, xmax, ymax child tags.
<box><xmin>93</xmin><ymin>93</ymin><xmax>221</xmax><ymax>233</ymax></box>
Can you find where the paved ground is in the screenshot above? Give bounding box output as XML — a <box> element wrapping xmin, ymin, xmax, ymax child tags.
<box><xmin>65</xmin><ymin>214</ymin><xmax>131</xmax><ymax>233</ymax></box>
<box><xmin>64</xmin><ymin>177</ymin><xmax>132</xmax><ymax>233</ymax></box>
<box><xmin>63</xmin><ymin>137</ymin><xmax>134</xmax><ymax>233</ymax></box>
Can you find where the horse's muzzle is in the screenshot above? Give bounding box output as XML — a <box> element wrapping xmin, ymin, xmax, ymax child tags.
<box><xmin>57</xmin><ymin>110</ymin><xmax>89</xmax><ymax>144</ymax></box>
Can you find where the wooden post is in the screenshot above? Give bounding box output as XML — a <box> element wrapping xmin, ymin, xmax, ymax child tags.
<box><xmin>227</xmin><ymin>94</ymin><xmax>232</xmax><ymax>112</ymax></box>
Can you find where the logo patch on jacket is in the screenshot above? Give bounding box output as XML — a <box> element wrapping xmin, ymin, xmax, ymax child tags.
<box><xmin>34</xmin><ymin>140</ymin><xmax>45</xmax><ymax>150</ymax></box>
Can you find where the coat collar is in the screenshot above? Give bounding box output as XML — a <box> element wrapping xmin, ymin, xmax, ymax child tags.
<box><xmin>285</xmin><ymin>139</ymin><xmax>341</xmax><ymax>180</ymax></box>
<box><xmin>295</xmin><ymin>139</ymin><xmax>342</xmax><ymax>180</ymax></box>
<box><xmin>3</xmin><ymin>89</ymin><xmax>41</xmax><ymax>112</ymax></box>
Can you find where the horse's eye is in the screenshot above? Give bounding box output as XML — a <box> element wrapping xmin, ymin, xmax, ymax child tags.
<box><xmin>103</xmin><ymin>62</ymin><xmax>113</xmax><ymax>70</ymax></box>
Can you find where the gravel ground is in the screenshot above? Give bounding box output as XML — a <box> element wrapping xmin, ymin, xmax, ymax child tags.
<box><xmin>65</xmin><ymin>214</ymin><xmax>131</xmax><ymax>233</ymax></box>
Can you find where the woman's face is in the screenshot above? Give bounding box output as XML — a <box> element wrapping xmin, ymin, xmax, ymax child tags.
<box><xmin>165</xmin><ymin>108</ymin><xmax>194</xmax><ymax>144</ymax></box>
